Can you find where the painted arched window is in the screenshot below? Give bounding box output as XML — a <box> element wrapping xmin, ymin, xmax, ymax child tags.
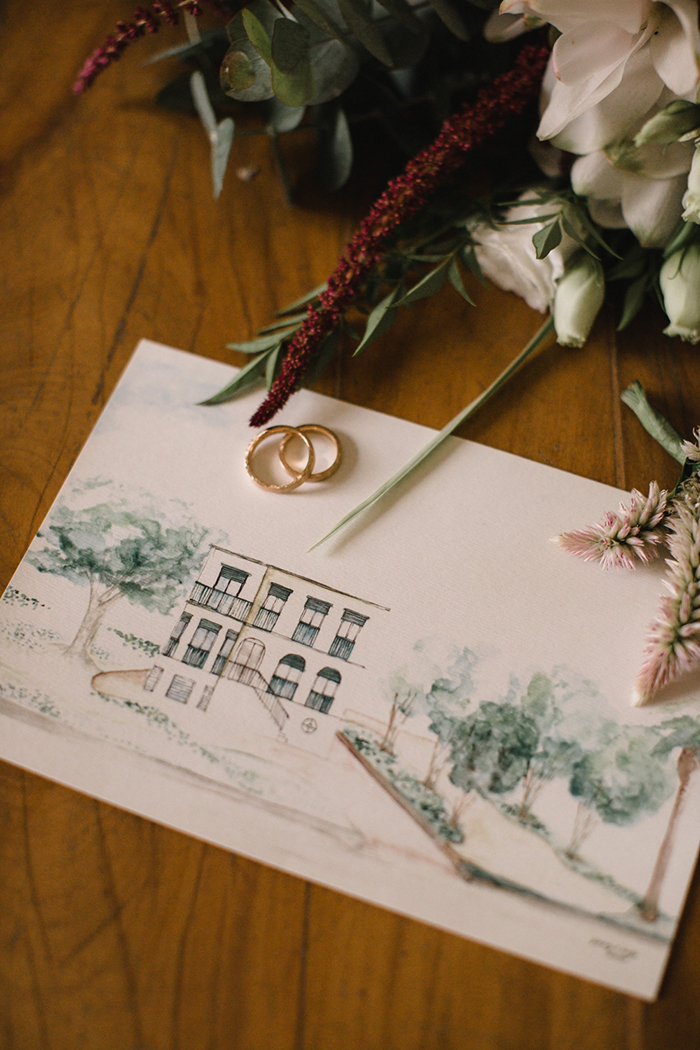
<box><xmin>269</xmin><ymin>653</ymin><xmax>306</xmax><ymax>701</ymax></box>
<box><xmin>227</xmin><ymin>637</ymin><xmax>265</xmax><ymax>686</ymax></box>
<box><xmin>305</xmin><ymin>667</ymin><xmax>341</xmax><ymax>714</ymax></box>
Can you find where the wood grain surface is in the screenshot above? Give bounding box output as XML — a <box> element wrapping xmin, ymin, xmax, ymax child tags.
<box><xmin>2</xmin><ymin>3</ymin><xmax>700</xmax><ymax>1047</ymax></box>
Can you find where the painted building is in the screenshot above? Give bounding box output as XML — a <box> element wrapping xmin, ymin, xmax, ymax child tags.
<box><xmin>141</xmin><ymin>546</ymin><xmax>389</xmax><ymax>753</ymax></box>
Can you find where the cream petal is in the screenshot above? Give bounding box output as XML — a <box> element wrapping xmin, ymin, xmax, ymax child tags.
<box><xmin>552</xmin><ymin>22</ymin><xmax>633</xmax><ymax>86</ymax></box>
<box><xmin>522</xmin><ymin>0</ymin><xmax>649</xmax><ymax>34</ymax></box>
<box><xmin>551</xmin><ymin>49</ymin><xmax>663</xmax><ymax>152</ymax></box>
<box><xmin>650</xmin><ymin>1</ymin><xmax>700</xmax><ymax>97</ymax></box>
<box><xmin>538</xmin><ymin>62</ymin><xmax>628</xmax><ymax>140</ymax></box>
<box><xmin>621</xmin><ymin>171</ymin><xmax>687</xmax><ymax>245</ymax></box>
<box><xmin>588</xmin><ymin>199</ymin><xmax>628</xmax><ymax>228</ymax></box>
<box><xmin>609</xmin><ymin>136</ymin><xmax>695</xmax><ymax>180</ymax></box>
<box><xmin>571</xmin><ymin>151</ymin><xmax>625</xmax><ymax>199</ymax></box>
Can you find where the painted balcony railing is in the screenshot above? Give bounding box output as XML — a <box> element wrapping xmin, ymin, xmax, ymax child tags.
<box><xmin>292</xmin><ymin>622</ymin><xmax>319</xmax><ymax>647</ymax></box>
<box><xmin>182</xmin><ymin>644</ymin><xmax>209</xmax><ymax>669</ymax></box>
<box><xmin>328</xmin><ymin>635</ymin><xmax>354</xmax><ymax>660</ymax></box>
<box><xmin>189</xmin><ymin>582</ymin><xmax>252</xmax><ymax>622</ymax></box>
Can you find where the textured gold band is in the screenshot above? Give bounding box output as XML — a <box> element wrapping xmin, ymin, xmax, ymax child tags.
<box><xmin>245</xmin><ymin>426</ymin><xmax>315</xmax><ymax>492</ymax></box>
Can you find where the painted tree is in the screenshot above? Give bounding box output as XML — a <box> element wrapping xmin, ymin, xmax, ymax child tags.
<box><xmin>639</xmin><ymin>715</ymin><xmax>700</xmax><ymax>921</ymax></box>
<box><xmin>417</xmin><ymin>647</ymin><xmax>477</xmax><ymax>789</ymax></box>
<box><xmin>447</xmin><ymin>700</ymin><xmax>541</xmax><ymax>799</ymax></box>
<box><xmin>29</xmin><ymin>481</ymin><xmax>208</xmax><ymax>663</ymax></box>
<box><xmin>566</xmin><ymin>724</ymin><xmax>673</xmax><ymax>860</ymax></box>
<box><xmin>515</xmin><ymin>672</ymin><xmax>583</xmax><ymax>820</ymax></box>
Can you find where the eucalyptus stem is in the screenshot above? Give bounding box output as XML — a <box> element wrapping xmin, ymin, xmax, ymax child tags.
<box><xmin>309</xmin><ymin>315</ymin><xmax>555</xmax><ymax>550</ymax></box>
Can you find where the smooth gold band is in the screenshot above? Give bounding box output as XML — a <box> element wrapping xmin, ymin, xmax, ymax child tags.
<box><xmin>279</xmin><ymin>424</ymin><xmax>342</xmax><ymax>483</ymax></box>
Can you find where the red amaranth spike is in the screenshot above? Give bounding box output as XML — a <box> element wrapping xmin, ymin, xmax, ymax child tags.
<box><xmin>249</xmin><ymin>41</ymin><xmax>550</xmax><ymax>428</ymax></box>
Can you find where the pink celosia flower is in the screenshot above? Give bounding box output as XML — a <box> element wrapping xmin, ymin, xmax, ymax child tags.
<box><xmin>556</xmin><ymin>481</ymin><xmax>669</xmax><ymax>568</ymax></box>
<box><xmin>635</xmin><ymin>501</ymin><xmax>700</xmax><ymax>704</ymax></box>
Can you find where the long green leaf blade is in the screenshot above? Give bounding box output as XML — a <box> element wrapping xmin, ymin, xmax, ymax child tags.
<box><xmin>309</xmin><ymin>318</ymin><xmax>555</xmax><ymax>549</ymax></box>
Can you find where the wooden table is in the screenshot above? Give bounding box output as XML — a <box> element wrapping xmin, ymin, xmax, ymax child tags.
<box><xmin>2</xmin><ymin>3</ymin><xmax>700</xmax><ymax>1047</ymax></box>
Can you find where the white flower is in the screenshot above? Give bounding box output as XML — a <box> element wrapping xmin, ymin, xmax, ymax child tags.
<box><xmin>501</xmin><ymin>0</ymin><xmax>700</xmax><ymax>148</ymax></box>
<box><xmin>553</xmin><ymin>250</ymin><xmax>605</xmax><ymax>347</ymax></box>
<box><xmin>660</xmin><ymin>242</ymin><xmax>700</xmax><ymax>342</ymax></box>
<box><xmin>570</xmin><ymin>135</ymin><xmax>694</xmax><ymax>245</ymax></box>
<box><xmin>682</xmin><ymin>139</ymin><xmax>700</xmax><ymax>221</ymax></box>
<box><xmin>471</xmin><ymin>194</ymin><xmax>580</xmax><ymax>312</ymax></box>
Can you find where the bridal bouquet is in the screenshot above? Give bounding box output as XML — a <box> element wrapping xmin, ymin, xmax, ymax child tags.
<box><xmin>79</xmin><ymin>1</ymin><xmax>700</xmax><ymax>701</ymax></box>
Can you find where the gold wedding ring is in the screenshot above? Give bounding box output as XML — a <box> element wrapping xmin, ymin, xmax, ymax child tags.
<box><xmin>245</xmin><ymin>424</ymin><xmax>342</xmax><ymax>493</ymax></box>
<box><xmin>279</xmin><ymin>424</ymin><xmax>342</xmax><ymax>483</ymax></box>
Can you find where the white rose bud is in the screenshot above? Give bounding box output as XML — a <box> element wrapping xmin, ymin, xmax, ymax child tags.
<box><xmin>660</xmin><ymin>243</ymin><xmax>700</xmax><ymax>344</ymax></box>
<box><xmin>634</xmin><ymin>101</ymin><xmax>700</xmax><ymax>148</ymax></box>
<box><xmin>682</xmin><ymin>142</ymin><xmax>700</xmax><ymax>224</ymax></box>
<box><xmin>553</xmin><ymin>251</ymin><xmax>605</xmax><ymax>348</ymax></box>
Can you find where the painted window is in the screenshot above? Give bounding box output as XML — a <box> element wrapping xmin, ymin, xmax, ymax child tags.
<box><xmin>190</xmin><ymin>565</ymin><xmax>252</xmax><ymax>619</ymax></box>
<box><xmin>164</xmin><ymin>612</ymin><xmax>191</xmax><ymax>657</ymax></box>
<box><xmin>197</xmin><ymin>685</ymin><xmax>215</xmax><ymax>711</ymax></box>
<box><xmin>253</xmin><ymin>583</ymin><xmax>293</xmax><ymax>632</ymax></box>
<box><xmin>292</xmin><ymin>597</ymin><xmax>331</xmax><ymax>647</ymax></box>
<box><xmin>182</xmin><ymin>618</ymin><xmax>221</xmax><ymax>669</ymax></box>
<box><xmin>214</xmin><ymin>565</ymin><xmax>249</xmax><ymax>595</ymax></box>
<box><xmin>269</xmin><ymin>653</ymin><xmax>306</xmax><ymax>700</ymax></box>
<box><xmin>143</xmin><ymin>665</ymin><xmax>163</xmax><ymax>692</ymax></box>
<box><xmin>228</xmin><ymin>637</ymin><xmax>265</xmax><ymax>685</ymax></box>
<box><xmin>305</xmin><ymin>667</ymin><xmax>341</xmax><ymax>714</ymax></box>
<box><xmin>166</xmin><ymin>674</ymin><xmax>194</xmax><ymax>703</ymax></box>
<box><xmin>328</xmin><ymin>609</ymin><xmax>369</xmax><ymax>660</ymax></box>
<box><xmin>211</xmin><ymin>628</ymin><xmax>240</xmax><ymax>676</ymax></box>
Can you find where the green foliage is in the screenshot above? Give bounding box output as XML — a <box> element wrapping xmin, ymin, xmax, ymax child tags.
<box><xmin>569</xmin><ymin>725</ymin><xmax>674</xmax><ymax>827</ymax></box>
<box><xmin>1</xmin><ymin>587</ymin><xmax>47</xmax><ymax>610</ymax></box>
<box><xmin>29</xmin><ymin>485</ymin><xmax>208</xmax><ymax>617</ymax></box>
<box><xmin>343</xmin><ymin>729</ymin><xmax>463</xmax><ymax>842</ymax></box>
<box><xmin>108</xmin><ymin>629</ymin><xmax>161</xmax><ymax>658</ymax></box>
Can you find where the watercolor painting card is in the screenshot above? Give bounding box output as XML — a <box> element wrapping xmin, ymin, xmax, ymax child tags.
<box><xmin>1</xmin><ymin>338</ymin><xmax>700</xmax><ymax>1001</ymax></box>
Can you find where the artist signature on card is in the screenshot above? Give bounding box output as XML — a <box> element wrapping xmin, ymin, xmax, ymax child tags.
<box><xmin>589</xmin><ymin>938</ymin><xmax>638</xmax><ymax>962</ymax></box>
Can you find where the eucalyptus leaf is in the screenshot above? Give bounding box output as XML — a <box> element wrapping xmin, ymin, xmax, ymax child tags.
<box><xmin>353</xmin><ymin>289</ymin><xmax>399</xmax><ymax>355</ymax></box>
<box><xmin>190</xmin><ymin>70</ymin><xmax>219</xmax><ymax>136</ymax></box>
<box><xmin>308</xmin><ymin>37</ymin><xmax>360</xmax><ymax>104</ymax></box>
<box><xmin>211</xmin><ymin>117</ymin><xmax>235</xmax><ymax>198</ymax></box>
<box><xmin>316</xmin><ymin>105</ymin><xmax>353</xmax><ymax>190</ymax></box>
<box><xmin>261</xmin><ymin>95</ymin><xmax>306</xmax><ymax>132</ymax></box>
<box><xmin>397</xmin><ymin>255</ymin><xmax>452</xmax><ymax>304</ymax></box>
<box><xmin>293</xmin><ymin>0</ymin><xmax>347</xmax><ymax>43</ymax></box>
<box><xmin>310</xmin><ymin>317</ymin><xmax>555</xmax><ymax>549</ymax></box>
<box><xmin>532</xmin><ymin>219</ymin><xmax>562</xmax><ymax>260</ymax></box>
<box><xmin>426</xmin><ymin>0</ymin><xmax>470</xmax><ymax>40</ymax></box>
<box><xmin>242</xmin><ymin>8</ymin><xmax>273</xmax><ymax>64</ymax></box>
<box><xmin>375</xmin><ymin>0</ymin><xmax>423</xmax><ymax>34</ymax></box>
<box><xmin>337</xmin><ymin>0</ymin><xmax>393</xmax><ymax>66</ymax></box>
<box><xmin>221</xmin><ymin>2</ymin><xmax>282</xmax><ymax>101</ymax></box>
<box><xmin>620</xmin><ymin>381</ymin><xmax>686</xmax><ymax>464</ymax></box>
<box><xmin>200</xmin><ymin>347</ymin><xmax>277</xmax><ymax>404</ymax></box>
<box><xmin>271</xmin><ymin>19</ymin><xmax>314</xmax><ymax>107</ymax></box>
<box><xmin>447</xmin><ymin>258</ymin><xmax>475</xmax><ymax>305</ymax></box>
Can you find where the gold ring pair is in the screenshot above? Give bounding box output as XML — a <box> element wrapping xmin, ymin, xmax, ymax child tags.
<box><xmin>245</xmin><ymin>424</ymin><xmax>342</xmax><ymax>492</ymax></box>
